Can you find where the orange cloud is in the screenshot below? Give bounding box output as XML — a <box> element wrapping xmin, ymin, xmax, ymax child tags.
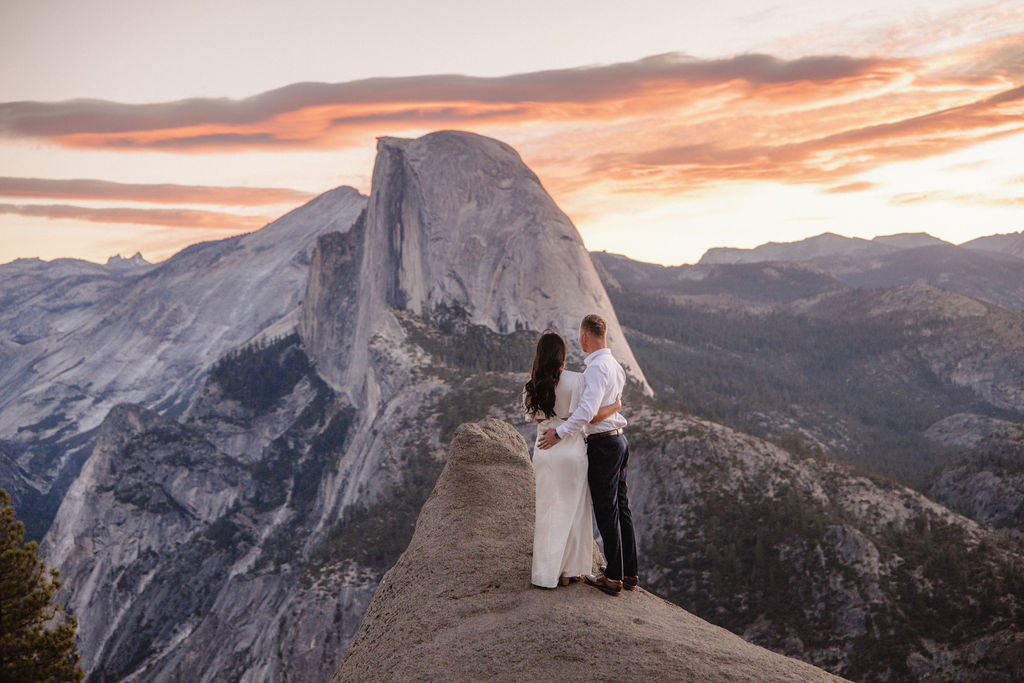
<box><xmin>0</xmin><ymin>177</ymin><xmax>314</xmax><ymax>205</ymax></box>
<box><xmin>0</xmin><ymin>52</ymin><xmax>895</xmax><ymax>151</ymax></box>
<box><xmin>539</xmin><ymin>76</ymin><xmax>1024</xmax><ymax>196</ymax></box>
<box><xmin>1</xmin><ymin>31</ymin><xmax>1021</xmax><ymax>205</ymax></box>
<box><xmin>0</xmin><ymin>203</ymin><xmax>270</xmax><ymax>230</ymax></box>
<box><xmin>825</xmin><ymin>182</ymin><xmax>877</xmax><ymax>194</ymax></box>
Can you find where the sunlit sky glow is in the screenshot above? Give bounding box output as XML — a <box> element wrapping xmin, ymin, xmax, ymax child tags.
<box><xmin>2</xmin><ymin>0</ymin><xmax>1022</xmax><ymax>266</ymax></box>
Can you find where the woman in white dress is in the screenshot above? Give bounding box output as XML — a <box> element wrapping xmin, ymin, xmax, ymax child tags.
<box><xmin>524</xmin><ymin>331</ymin><xmax>620</xmax><ymax>588</ymax></box>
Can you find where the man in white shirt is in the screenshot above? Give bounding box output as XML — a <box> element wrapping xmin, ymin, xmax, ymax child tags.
<box><xmin>537</xmin><ymin>314</ymin><xmax>638</xmax><ymax>596</ymax></box>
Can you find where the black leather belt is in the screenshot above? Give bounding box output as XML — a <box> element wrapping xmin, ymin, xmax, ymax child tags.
<box><xmin>585</xmin><ymin>428</ymin><xmax>624</xmax><ymax>443</ymax></box>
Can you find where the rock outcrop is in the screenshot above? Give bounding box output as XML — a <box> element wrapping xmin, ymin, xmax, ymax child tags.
<box><xmin>334</xmin><ymin>419</ymin><xmax>843</xmax><ymax>682</ymax></box>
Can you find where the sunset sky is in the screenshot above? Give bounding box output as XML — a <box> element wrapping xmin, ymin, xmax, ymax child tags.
<box><xmin>2</xmin><ymin>0</ymin><xmax>1023</xmax><ymax>266</ymax></box>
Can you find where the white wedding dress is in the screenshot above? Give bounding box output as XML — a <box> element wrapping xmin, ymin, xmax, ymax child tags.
<box><xmin>528</xmin><ymin>370</ymin><xmax>593</xmax><ymax>588</ymax></box>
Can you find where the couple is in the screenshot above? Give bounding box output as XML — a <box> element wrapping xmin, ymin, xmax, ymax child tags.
<box><xmin>523</xmin><ymin>314</ymin><xmax>638</xmax><ymax>596</ymax></box>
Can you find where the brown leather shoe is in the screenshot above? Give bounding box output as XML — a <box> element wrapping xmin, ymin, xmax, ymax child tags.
<box><xmin>585</xmin><ymin>573</ymin><xmax>622</xmax><ymax>596</ymax></box>
<box><xmin>599</xmin><ymin>566</ymin><xmax>639</xmax><ymax>591</ymax></box>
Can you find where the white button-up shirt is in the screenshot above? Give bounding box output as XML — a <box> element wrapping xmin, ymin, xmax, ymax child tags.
<box><xmin>555</xmin><ymin>347</ymin><xmax>627</xmax><ymax>439</ymax></box>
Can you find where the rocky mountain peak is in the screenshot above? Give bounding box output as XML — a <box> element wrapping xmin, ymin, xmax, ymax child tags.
<box><xmin>105</xmin><ymin>251</ymin><xmax>151</xmax><ymax>268</ymax></box>
<box><xmin>301</xmin><ymin>130</ymin><xmax>650</xmax><ymax>399</ymax></box>
<box><xmin>333</xmin><ymin>419</ymin><xmax>843</xmax><ymax>682</ymax></box>
<box><xmin>870</xmin><ymin>232</ymin><xmax>950</xmax><ymax>249</ymax></box>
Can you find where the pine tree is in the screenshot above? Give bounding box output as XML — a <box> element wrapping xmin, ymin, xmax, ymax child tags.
<box><xmin>0</xmin><ymin>489</ymin><xmax>84</xmax><ymax>682</ymax></box>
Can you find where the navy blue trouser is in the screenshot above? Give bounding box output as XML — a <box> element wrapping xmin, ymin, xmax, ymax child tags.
<box><xmin>586</xmin><ymin>433</ymin><xmax>637</xmax><ymax>581</ymax></box>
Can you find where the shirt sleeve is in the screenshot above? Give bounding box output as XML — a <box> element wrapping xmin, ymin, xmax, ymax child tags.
<box><xmin>555</xmin><ymin>362</ymin><xmax>607</xmax><ymax>438</ymax></box>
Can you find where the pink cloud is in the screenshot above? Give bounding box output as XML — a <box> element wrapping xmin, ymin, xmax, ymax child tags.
<box><xmin>0</xmin><ymin>203</ymin><xmax>271</xmax><ymax>230</ymax></box>
<box><xmin>0</xmin><ymin>177</ymin><xmax>314</xmax><ymax>205</ymax></box>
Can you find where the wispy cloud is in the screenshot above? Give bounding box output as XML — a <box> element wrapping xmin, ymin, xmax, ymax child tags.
<box><xmin>824</xmin><ymin>181</ymin><xmax>877</xmax><ymax>194</ymax></box>
<box><xmin>580</xmin><ymin>81</ymin><xmax>1024</xmax><ymax>192</ymax></box>
<box><xmin>2</xmin><ymin>31</ymin><xmax>1019</xmax><ymax>203</ymax></box>
<box><xmin>889</xmin><ymin>190</ymin><xmax>1024</xmax><ymax>207</ymax></box>
<box><xmin>0</xmin><ymin>203</ymin><xmax>270</xmax><ymax>230</ymax></box>
<box><xmin>0</xmin><ymin>177</ymin><xmax>314</xmax><ymax>205</ymax></box>
<box><xmin>2</xmin><ymin>24</ymin><xmax>1023</xmax><ymax>263</ymax></box>
<box><xmin>0</xmin><ymin>52</ymin><xmax>896</xmax><ymax>151</ymax></box>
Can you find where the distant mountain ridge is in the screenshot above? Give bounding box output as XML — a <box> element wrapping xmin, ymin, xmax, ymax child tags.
<box><xmin>700</xmin><ymin>231</ymin><xmax>975</xmax><ymax>265</ymax></box>
<box><xmin>963</xmin><ymin>230</ymin><xmax>1024</xmax><ymax>259</ymax></box>
<box><xmin>608</xmin><ymin>229</ymin><xmax>1024</xmax><ymax>313</ymax></box>
<box><xmin>593</xmin><ymin>250</ymin><xmax>1024</xmax><ymax>486</ymax></box>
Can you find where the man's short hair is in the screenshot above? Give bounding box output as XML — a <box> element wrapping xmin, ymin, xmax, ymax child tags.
<box><xmin>580</xmin><ymin>314</ymin><xmax>607</xmax><ymax>339</ymax></box>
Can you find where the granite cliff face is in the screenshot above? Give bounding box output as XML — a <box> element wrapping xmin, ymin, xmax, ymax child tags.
<box><xmin>44</xmin><ymin>335</ymin><xmax>377</xmax><ymax>681</ymax></box>
<box><xmin>1</xmin><ymin>186</ymin><xmax>367</xmax><ymax>539</ymax></box>
<box><xmin>334</xmin><ymin>420</ymin><xmax>844</xmax><ymax>683</ymax></box>
<box><xmin>301</xmin><ymin>131</ymin><xmax>649</xmax><ymax>404</ymax></box>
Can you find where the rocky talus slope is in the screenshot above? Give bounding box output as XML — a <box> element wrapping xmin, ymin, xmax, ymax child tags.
<box><xmin>333</xmin><ymin>419</ymin><xmax>845</xmax><ymax>683</ymax></box>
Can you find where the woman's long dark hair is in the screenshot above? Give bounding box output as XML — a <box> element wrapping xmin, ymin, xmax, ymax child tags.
<box><xmin>524</xmin><ymin>332</ymin><xmax>566</xmax><ymax>419</ymax></box>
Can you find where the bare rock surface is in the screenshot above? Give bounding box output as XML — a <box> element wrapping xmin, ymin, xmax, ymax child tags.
<box><xmin>925</xmin><ymin>413</ymin><xmax>1017</xmax><ymax>449</ymax></box>
<box><xmin>301</xmin><ymin>131</ymin><xmax>649</xmax><ymax>401</ymax></box>
<box><xmin>1</xmin><ymin>185</ymin><xmax>367</xmax><ymax>538</ymax></box>
<box><xmin>334</xmin><ymin>419</ymin><xmax>844</xmax><ymax>683</ymax></box>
